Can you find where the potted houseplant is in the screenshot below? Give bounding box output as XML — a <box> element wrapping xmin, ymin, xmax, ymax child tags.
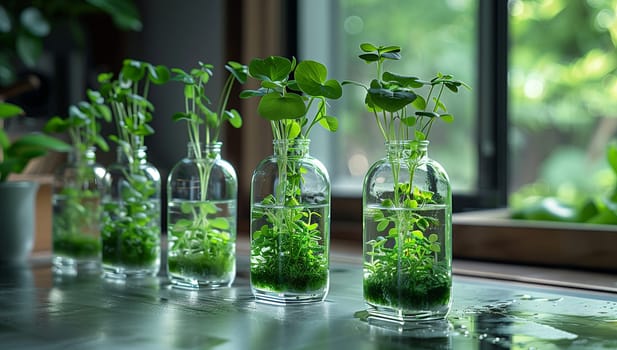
<box><xmin>0</xmin><ymin>102</ymin><xmax>71</xmax><ymax>265</ymax></box>
<box><xmin>343</xmin><ymin>43</ymin><xmax>469</xmax><ymax>322</ymax></box>
<box><xmin>98</xmin><ymin>59</ymin><xmax>170</xmax><ymax>278</ymax></box>
<box><xmin>241</xmin><ymin>56</ymin><xmax>342</xmax><ymax>303</ymax></box>
<box><xmin>44</xmin><ymin>91</ymin><xmax>111</xmax><ymax>275</ymax></box>
<box><xmin>166</xmin><ymin>61</ymin><xmax>247</xmax><ymax>289</ymax></box>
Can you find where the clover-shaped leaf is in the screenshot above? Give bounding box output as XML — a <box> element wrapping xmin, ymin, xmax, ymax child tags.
<box><xmin>295</xmin><ymin>60</ymin><xmax>342</xmax><ymax>99</ymax></box>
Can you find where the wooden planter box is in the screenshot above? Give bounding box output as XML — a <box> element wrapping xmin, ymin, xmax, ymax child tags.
<box><xmin>453</xmin><ymin>209</ymin><xmax>617</xmax><ymax>272</ymax></box>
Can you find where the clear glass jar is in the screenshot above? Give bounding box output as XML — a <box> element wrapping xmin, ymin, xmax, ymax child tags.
<box><xmin>250</xmin><ymin>139</ymin><xmax>331</xmax><ymax>304</ymax></box>
<box><xmin>167</xmin><ymin>142</ymin><xmax>237</xmax><ymax>289</ymax></box>
<box><xmin>363</xmin><ymin>140</ymin><xmax>452</xmax><ymax>322</ymax></box>
<box><xmin>52</xmin><ymin>147</ymin><xmax>108</xmax><ymax>276</ymax></box>
<box><xmin>102</xmin><ymin>146</ymin><xmax>161</xmax><ymax>278</ymax></box>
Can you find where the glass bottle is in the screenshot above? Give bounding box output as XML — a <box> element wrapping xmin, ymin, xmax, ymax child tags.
<box><xmin>167</xmin><ymin>142</ymin><xmax>237</xmax><ymax>289</ymax></box>
<box><xmin>250</xmin><ymin>138</ymin><xmax>331</xmax><ymax>304</ymax></box>
<box><xmin>52</xmin><ymin>147</ymin><xmax>108</xmax><ymax>276</ymax></box>
<box><xmin>363</xmin><ymin>140</ymin><xmax>452</xmax><ymax>323</ymax></box>
<box><xmin>102</xmin><ymin>146</ymin><xmax>161</xmax><ymax>279</ymax></box>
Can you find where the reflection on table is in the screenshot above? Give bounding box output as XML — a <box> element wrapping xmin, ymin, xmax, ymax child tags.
<box><xmin>0</xmin><ymin>256</ymin><xmax>616</xmax><ymax>350</ymax></box>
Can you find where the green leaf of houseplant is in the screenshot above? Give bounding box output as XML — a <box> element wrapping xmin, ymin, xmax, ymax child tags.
<box><xmin>295</xmin><ymin>60</ymin><xmax>342</xmax><ymax>99</ymax></box>
<box><xmin>147</xmin><ymin>64</ymin><xmax>170</xmax><ymax>84</ymax></box>
<box><xmin>367</xmin><ymin>87</ymin><xmax>416</xmax><ymax>113</ymax></box>
<box><xmin>257</xmin><ymin>92</ymin><xmax>306</xmax><ymax>121</ymax></box>
<box><xmin>360</xmin><ymin>42</ymin><xmax>378</xmax><ymax>52</ymax></box>
<box><xmin>8</xmin><ymin>133</ymin><xmax>71</xmax><ymax>153</ymax></box>
<box><xmin>225</xmin><ymin>109</ymin><xmax>242</xmax><ymax>128</ymax></box>
<box><xmin>318</xmin><ymin>116</ymin><xmax>338</xmax><ymax>132</ymax></box>
<box><xmin>0</xmin><ymin>6</ymin><xmax>11</xmax><ymax>33</ymax></box>
<box><xmin>249</xmin><ymin>56</ymin><xmax>293</xmax><ymax>82</ymax></box>
<box><xmin>86</xmin><ymin>0</ymin><xmax>143</xmax><ymax>31</ymax></box>
<box><xmin>0</xmin><ymin>103</ymin><xmax>24</xmax><ymax>118</ymax></box>
<box><xmin>121</xmin><ymin>59</ymin><xmax>146</xmax><ymax>81</ymax></box>
<box><xmin>226</xmin><ymin>61</ymin><xmax>248</xmax><ymax>84</ymax></box>
<box><xmin>16</xmin><ymin>32</ymin><xmax>42</xmax><ymax>67</ymax></box>
<box><xmin>382</xmin><ymin>72</ymin><xmax>425</xmax><ymax>88</ymax></box>
<box><xmin>20</xmin><ymin>7</ymin><xmax>50</xmax><ymax>37</ymax></box>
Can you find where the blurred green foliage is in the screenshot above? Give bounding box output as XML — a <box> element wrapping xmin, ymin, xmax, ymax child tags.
<box><xmin>0</xmin><ymin>0</ymin><xmax>141</xmax><ymax>87</ymax></box>
<box><xmin>509</xmin><ymin>0</ymin><xmax>617</xmax><ymax>223</ymax></box>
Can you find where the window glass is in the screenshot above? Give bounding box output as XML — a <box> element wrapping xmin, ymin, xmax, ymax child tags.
<box><xmin>299</xmin><ymin>0</ymin><xmax>478</xmax><ymax>196</ymax></box>
<box><xmin>509</xmin><ymin>0</ymin><xmax>617</xmax><ymax>207</ymax></box>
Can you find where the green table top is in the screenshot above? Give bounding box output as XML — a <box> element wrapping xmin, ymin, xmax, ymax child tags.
<box><xmin>0</xmin><ymin>256</ymin><xmax>616</xmax><ymax>350</ymax></box>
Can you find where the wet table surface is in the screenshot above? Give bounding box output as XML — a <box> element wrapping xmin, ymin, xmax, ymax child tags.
<box><xmin>0</xmin><ymin>255</ymin><xmax>616</xmax><ymax>350</ymax></box>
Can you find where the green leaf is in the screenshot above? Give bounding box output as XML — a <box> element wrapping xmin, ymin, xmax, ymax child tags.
<box><xmin>225</xmin><ymin>109</ymin><xmax>242</xmax><ymax>128</ymax></box>
<box><xmin>416</xmin><ymin>111</ymin><xmax>439</xmax><ymax>119</ymax></box>
<box><xmin>11</xmin><ymin>133</ymin><xmax>71</xmax><ymax>152</ymax></box>
<box><xmin>318</xmin><ymin>115</ymin><xmax>338</xmax><ymax>132</ymax></box>
<box><xmin>295</xmin><ymin>60</ymin><xmax>342</xmax><ymax>99</ymax></box>
<box><xmin>382</xmin><ymin>72</ymin><xmax>424</xmax><ymax>88</ymax></box>
<box><xmin>0</xmin><ymin>103</ymin><xmax>24</xmax><ymax>119</ymax></box>
<box><xmin>360</xmin><ymin>43</ymin><xmax>378</xmax><ymax>52</ymax></box>
<box><xmin>440</xmin><ymin>113</ymin><xmax>454</xmax><ymax>123</ymax></box>
<box><xmin>249</xmin><ymin>56</ymin><xmax>293</xmax><ymax>82</ymax></box>
<box><xmin>172</xmin><ymin>68</ymin><xmax>194</xmax><ymax>84</ymax></box>
<box><xmin>121</xmin><ymin>60</ymin><xmax>146</xmax><ymax>81</ymax></box>
<box><xmin>148</xmin><ymin>64</ymin><xmax>170</xmax><ymax>84</ymax></box>
<box><xmin>239</xmin><ymin>89</ymin><xmax>266</xmax><ymax>98</ymax></box>
<box><xmin>43</xmin><ymin>116</ymin><xmax>70</xmax><ymax>133</ymax></box>
<box><xmin>257</xmin><ymin>92</ymin><xmax>306</xmax><ymax>121</ymax></box>
<box><xmin>376</xmin><ymin>219</ymin><xmax>389</xmax><ymax>232</ymax></box>
<box><xmin>172</xmin><ymin>112</ymin><xmax>194</xmax><ymax>122</ymax></box>
<box><xmin>226</xmin><ymin>61</ymin><xmax>248</xmax><ymax>84</ymax></box>
<box><xmin>98</xmin><ymin>72</ymin><xmax>114</xmax><ymax>83</ymax></box>
<box><xmin>402</xmin><ymin>116</ymin><xmax>416</xmax><ymax>126</ymax></box>
<box><xmin>87</xmin><ymin>89</ymin><xmax>104</xmax><ymax>104</ymax></box>
<box><xmin>412</xmin><ymin>95</ymin><xmax>427</xmax><ymax>110</ymax></box>
<box><xmin>429</xmin><ymin>234</ymin><xmax>438</xmax><ymax>243</ymax></box>
<box><xmin>287</xmin><ymin>120</ymin><xmax>301</xmax><ymax>139</ymax></box>
<box><xmin>20</xmin><ymin>7</ymin><xmax>50</xmax><ymax>37</ymax></box>
<box><xmin>94</xmin><ymin>135</ymin><xmax>109</xmax><ymax>152</ymax></box>
<box><xmin>95</xmin><ymin>104</ymin><xmax>112</xmax><ymax>122</ymax></box>
<box><xmin>367</xmin><ymin>87</ymin><xmax>416</xmax><ymax>112</ymax></box>
<box><xmin>359</xmin><ymin>53</ymin><xmax>380</xmax><ymax>63</ymax></box>
<box><xmin>205</xmin><ymin>109</ymin><xmax>218</xmax><ymax>128</ymax></box>
<box><xmin>210</xmin><ymin>217</ymin><xmax>230</xmax><ymax>230</ymax></box>
<box><xmin>184</xmin><ymin>84</ymin><xmax>195</xmax><ymax>99</ymax></box>
<box><xmin>16</xmin><ymin>33</ymin><xmax>42</xmax><ymax>67</ymax></box>
<box><xmin>0</xmin><ymin>6</ymin><xmax>11</xmax><ymax>33</ymax></box>
<box><xmin>86</xmin><ymin>0</ymin><xmax>143</xmax><ymax>31</ymax></box>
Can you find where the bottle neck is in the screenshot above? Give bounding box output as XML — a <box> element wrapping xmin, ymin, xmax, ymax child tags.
<box><xmin>69</xmin><ymin>147</ymin><xmax>96</xmax><ymax>165</ymax></box>
<box><xmin>386</xmin><ymin>140</ymin><xmax>429</xmax><ymax>162</ymax></box>
<box><xmin>273</xmin><ymin>139</ymin><xmax>310</xmax><ymax>159</ymax></box>
<box><xmin>188</xmin><ymin>142</ymin><xmax>222</xmax><ymax>160</ymax></box>
<box><xmin>117</xmin><ymin>146</ymin><xmax>147</xmax><ymax>165</ymax></box>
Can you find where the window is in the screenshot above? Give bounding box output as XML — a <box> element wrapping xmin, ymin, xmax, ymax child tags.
<box><xmin>298</xmin><ymin>0</ymin><xmax>489</xmax><ymax>211</ymax></box>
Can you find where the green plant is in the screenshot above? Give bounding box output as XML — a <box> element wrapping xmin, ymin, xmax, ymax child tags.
<box><xmin>344</xmin><ymin>43</ymin><xmax>468</xmax><ymax>311</ymax></box>
<box><xmin>167</xmin><ymin>61</ymin><xmax>247</xmax><ymax>281</ymax></box>
<box><xmin>44</xmin><ymin>91</ymin><xmax>110</xmax><ymax>260</ymax></box>
<box><xmin>511</xmin><ymin>140</ymin><xmax>617</xmax><ymax>225</ymax></box>
<box><xmin>98</xmin><ymin>59</ymin><xmax>170</xmax><ymax>269</ymax></box>
<box><xmin>241</xmin><ymin>56</ymin><xmax>342</xmax><ymax>293</ymax></box>
<box><xmin>0</xmin><ymin>1</ymin><xmax>141</xmax><ymax>86</ymax></box>
<box><xmin>0</xmin><ymin>102</ymin><xmax>71</xmax><ymax>182</ymax></box>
